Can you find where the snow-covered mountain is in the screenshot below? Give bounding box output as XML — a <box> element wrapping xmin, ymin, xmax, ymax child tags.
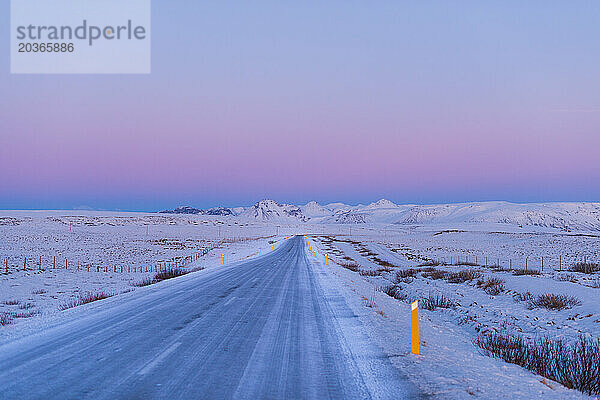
<box><xmin>300</xmin><ymin>201</ymin><xmax>331</xmax><ymax>218</ymax></box>
<box><xmin>241</xmin><ymin>200</ymin><xmax>308</xmax><ymax>222</ymax></box>
<box><xmin>324</xmin><ymin>202</ymin><xmax>353</xmax><ymax>214</ymax></box>
<box><xmin>160</xmin><ymin>206</ymin><xmax>235</xmax><ymax>216</ymax></box>
<box><xmin>396</xmin><ymin>202</ymin><xmax>600</xmax><ymax>231</ymax></box>
<box><xmin>159</xmin><ymin>200</ymin><xmax>600</xmax><ymax>231</ymax></box>
<box><xmin>159</xmin><ymin>206</ymin><xmax>202</xmax><ymax>214</ymax></box>
<box><xmin>363</xmin><ymin>199</ymin><xmax>400</xmax><ymax>210</ymax></box>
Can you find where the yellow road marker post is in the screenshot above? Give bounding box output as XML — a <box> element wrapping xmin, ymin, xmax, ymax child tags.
<box><xmin>411</xmin><ymin>300</ymin><xmax>419</xmax><ymax>355</ymax></box>
<box><xmin>325</xmin><ymin>254</ymin><xmax>328</xmax><ymax>265</ymax></box>
<box><xmin>221</xmin><ymin>254</ymin><xmax>225</xmax><ymax>265</ymax></box>
<box><xmin>314</xmin><ymin>251</ymin><xmax>317</xmax><ymax>258</ymax></box>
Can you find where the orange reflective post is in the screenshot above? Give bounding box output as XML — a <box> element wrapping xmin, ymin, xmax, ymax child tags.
<box><xmin>411</xmin><ymin>300</ymin><xmax>419</xmax><ymax>355</ymax></box>
<box><xmin>325</xmin><ymin>254</ymin><xmax>328</xmax><ymax>265</ymax></box>
<box><xmin>221</xmin><ymin>254</ymin><xmax>224</xmax><ymax>265</ymax></box>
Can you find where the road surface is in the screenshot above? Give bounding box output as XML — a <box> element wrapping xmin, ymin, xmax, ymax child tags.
<box><xmin>0</xmin><ymin>236</ymin><xmax>418</xmax><ymax>399</ymax></box>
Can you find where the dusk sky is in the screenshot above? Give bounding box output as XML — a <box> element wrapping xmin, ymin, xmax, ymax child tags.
<box><xmin>2</xmin><ymin>2</ymin><xmax>599</xmax><ymax>211</ymax></box>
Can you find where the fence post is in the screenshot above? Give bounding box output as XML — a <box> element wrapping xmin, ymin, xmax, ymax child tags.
<box><xmin>526</xmin><ymin>257</ymin><xmax>528</xmax><ymax>271</ymax></box>
<box><xmin>541</xmin><ymin>257</ymin><xmax>544</xmax><ymax>272</ymax></box>
<box><xmin>559</xmin><ymin>255</ymin><xmax>562</xmax><ymax>271</ymax></box>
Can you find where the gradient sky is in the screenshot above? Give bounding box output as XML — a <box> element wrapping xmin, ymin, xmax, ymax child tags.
<box><xmin>1</xmin><ymin>1</ymin><xmax>600</xmax><ymax>211</ymax></box>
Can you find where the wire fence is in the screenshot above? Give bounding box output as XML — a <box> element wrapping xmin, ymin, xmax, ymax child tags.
<box><xmin>1</xmin><ymin>249</ymin><xmax>209</xmax><ymax>276</ymax></box>
<box><xmin>427</xmin><ymin>254</ymin><xmax>598</xmax><ymax>273</ymax></box>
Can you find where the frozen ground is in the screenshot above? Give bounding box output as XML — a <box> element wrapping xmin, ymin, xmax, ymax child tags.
<box><xmin>0</xmin><ymin>211</ymin><xmax>286</xmax><ymax>341</ymax></box>
<box><xmin>1</xmin><ymin>210</ymin><xmax>599</xmax><ymax>398</ymax></box>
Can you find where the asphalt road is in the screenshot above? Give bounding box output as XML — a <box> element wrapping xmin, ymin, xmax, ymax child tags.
<box><xmin>0</xmin><ymin>236</ymin><xmax>418</xmax><ymax>399</ymax></box>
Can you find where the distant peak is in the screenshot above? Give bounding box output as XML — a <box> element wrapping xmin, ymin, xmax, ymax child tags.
<box><xmin>366</xmin><ymin>199</ymin><xmax>398</xmax><ymax>208</ymax></box>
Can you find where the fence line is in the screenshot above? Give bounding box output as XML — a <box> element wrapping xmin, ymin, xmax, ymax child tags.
<box><xmin>428</xmin><ymin>253</ymin><xmax>597</xmax><ymax>273</ymax></box>
<box><xmin>1</xmin><ymin>248</ymin><xmax>209</xmax><ymax>276</ymax></box>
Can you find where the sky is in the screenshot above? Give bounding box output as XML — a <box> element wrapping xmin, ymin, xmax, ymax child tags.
<box><xmin>1</xmin><ymin>1</ymin><xmax>600</xmax><ymax>211</ymax></box>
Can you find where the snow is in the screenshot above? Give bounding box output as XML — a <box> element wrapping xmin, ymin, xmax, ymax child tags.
<box><xmin>1</xmin><ymin>205</ymin><xmax>599</xmax><ymax>398</ymax></box>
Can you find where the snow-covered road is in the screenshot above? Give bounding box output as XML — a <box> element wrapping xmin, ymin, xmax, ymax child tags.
<box><xmin>0</xmin><ymin>236</ymin><xmax>418</xmax><ymax>399</ymax></box>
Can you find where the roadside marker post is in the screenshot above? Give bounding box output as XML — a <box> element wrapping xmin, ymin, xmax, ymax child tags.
<box><xmin>258</xmin><ymin>249</ymin><xmax>260</xmax><ymax>256</ymax></box>
<box><xmin>222</xmin><ymin>254</ymin><xmax>224</xmax><ymax>265</ymax></box>
<box><xmin>325</xmin><ymin>254</ymin><xmax>328</xmax><ymax>265</ymax></box>
<box><xmin>411</xmin><ymin>300</ymin><xmax>419</xmax><ymax>355</ymax></box>
<box><xmin>314</xmin><ymin>251</ymin><xmax>317</xmax><ymax>258</ymax></box>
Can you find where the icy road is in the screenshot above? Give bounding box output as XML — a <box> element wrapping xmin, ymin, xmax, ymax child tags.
<box><xmin>0</xmin><ymin>236</ymin><xmax>418</xmax><ymax>399</ymax></box>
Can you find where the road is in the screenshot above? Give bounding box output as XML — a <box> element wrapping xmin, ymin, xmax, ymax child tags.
<box><xmin>0</xmin><ymin>236</ymin><xmax>418</xmax><ymax>399</ymax></box>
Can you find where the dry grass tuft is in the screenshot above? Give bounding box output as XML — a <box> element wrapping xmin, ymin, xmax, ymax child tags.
<box><xmin>528</xmin><ymin>293</ymin><xmax>581</xmax><ymax>310</ymax></box>
<box><xmin>0</xmin><ymin>313</ymin><xmax>13</xmax><ymax>326</ymax></box>
<box><xmin>475</xmin><ymin>333</ymin><xmax>600</xmax><ymax>395</ymax></box>
<box><xmin>513</xmin><ymin>291</ymin><xmax>534</xmax><ymax>302</ymax></box>
<box><xmin>513</xmin><ymin>269</ymin><xmax>541</xmax><ymax>276</ymax></box>
<box><xmin>476</xmin><ymin>277</ymin><xmax>506</xmax><ymax>295</ymax></box>
<box><xmin>422</xmin><ymin>269</ymin><xmax>448</xmax><ymax>280</ymax></box>
<box><xmin>570</xmin><ymin>263</ymin><xmax>600</xmax><ymax>274</ymax></box>
<box><xmin>339</xmin><ymin>261</ymin><xmax>360</xmax><ymax>272</ymax></box>
<box><xmin>153</xmin><ymin>268</ymin><xmax>190</xmax><ymax>282</ymax></box>
<box><xmin>446</xmin><ymin>269</ymin><xmax>481</xmax><ymax>284</ymax></box>
<box><xmin>359</xmin><ymin>269</ymin><xmax>381</xmax><ymax>277</ymax></box>
<box><xmin>396</xmin><ymin>269</ymin><xmax>418</xmax><ymax>281</ymax></box>
<box><xmin>380</xmin><ymin>285</ymin><xmax>407</xmax><ymax>301</ymax></box>
<box><xmin>59</xmin><ymin>292</ymin><xmax>114</xmax><ymax>310</ymax></box>
<box><xmin>420</xmin><ymin>292</ymin><xmax>457</xmax><ymax>310</ymax></box>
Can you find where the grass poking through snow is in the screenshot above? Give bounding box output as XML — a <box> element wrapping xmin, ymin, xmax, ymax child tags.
<box><xmin>59</xmin><ymin>292</ymin><xmax>114</xmax><ymax>310</ymax></box>
<box><xmin>475</xmin><ymin>332</ymin><xmax>600</xmax><ymax>395</ymax></box>
<box><xmin>528</xmin><ymin>293</ymin><xmax>581</xmax><ymax>310</ymax></box>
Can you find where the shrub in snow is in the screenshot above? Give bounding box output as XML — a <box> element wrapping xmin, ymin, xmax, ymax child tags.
<box><xmin>513</xmin><ymin>291</ymin><xmax>533</xmax><ymax>302</ymax></box>
<box><xmin>59</xmin><ymin>292</ymin><xmax>114</xmax><ymax>310</ymax></box>
<box><xmin>512</xmin><ymin>269</ymin><xmax>541</xmax><ymax>276</ymax></box>
<box><xmin>359</xmin><ymin>269</ymin><xmax>380</xmax><ymax>277</ymax></box>
<box><xmin>338</xmin><ymin>261</ymin><xmax>360</xmax><ymax>272</ymax></box>
<box><xmin>476</xmin><ymin>277</ymin><xmax>505</xmax><ymax>295</ymax></box>
<box><xmin>380</xmin><ymin>285</ymin><xmax>406</xmax><ymax>301</ymax></box>
<box><xmin>446</xmin><ymin>269</ymin><xmax>481</xmax><ymax>283</ymax></box>
<box><xmin>528</xmin><ymin>293</ymin><xmax>581</xmax><ymax>310</ymax></box>
<box><xmin>153</xmin><ymin>268</ymin><xmax>190</xmax><ymax>282</ymax></box>
<box><xmin>422</xmin><ymin>269</ymin><xmax>448</xmax><ymax>280</ymax></box>
<box><xmin>556</xmin><ymin>273</ymin><xmax>578</xmax><ymax>283</ymax></box>
<box><xmin>475</xmin><ymin>333</ymin><xmax>600</xmax><ymax>395</ymax></box>
<box><xmin>570</xmin><ymin>262</ymin><xmax>600</xmax><ymax>274</ymax></box>
<box><xmin>396</xmin><ymin>269</ymin><xmax>417</xmax><ymax>281</ymax></box>
<box><xmin>420</xmin><ymin>292</ymin><xmax>457</xmax><ymax>310</ymax></box>
<box><xmin>0</xmin><ymin>312</ymin><xmax>12</xmax><ymax>326</ymax></box>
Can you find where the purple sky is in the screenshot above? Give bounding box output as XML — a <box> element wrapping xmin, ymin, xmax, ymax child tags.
<box><xmin>1</xmin><ymin>2</ymin><xmax>599</xmax><ymax>210</ymax></box>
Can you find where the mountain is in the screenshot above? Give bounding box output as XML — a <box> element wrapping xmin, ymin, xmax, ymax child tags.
<box><xmin>363</xmin><ymin>199</ymin><xmax>399</xmax><ymax>210</ymax></box>
<box><xmin>395</xmin><ymin>202</ymin><xmax>600</xmax><ymax>231</ymax></box>
<box><xmin>160</xmin><ymin>206</ymin><xmax>202</xmax><ymax>214</ymax></box>
<box><xmin>158</xmin><ymin>201</ymin><xmax>600</xmax><ymax>232</ymax></box>
<box><xmin>203</xmin><ymin>207</ymin><xmax>235</xmax><ymax>216</ymax></box>
<box><xmin>300</xmin><ymin>201</ymin><xmax>331</xmax><ymax>218</ymax></box>
<box><xmin>241</xmin><ymin>200</ymin><xmax>309</xmax><ymax>222</ymax></box>
<box><xmin>160</xmin><ymin>206</ymin><xmax>235</xmax><ymax>216</ymax></box>
<box><xmin>324</xmin><ymin>202</ymin><xmax>352</xmax><ymax>213</ymax></box>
